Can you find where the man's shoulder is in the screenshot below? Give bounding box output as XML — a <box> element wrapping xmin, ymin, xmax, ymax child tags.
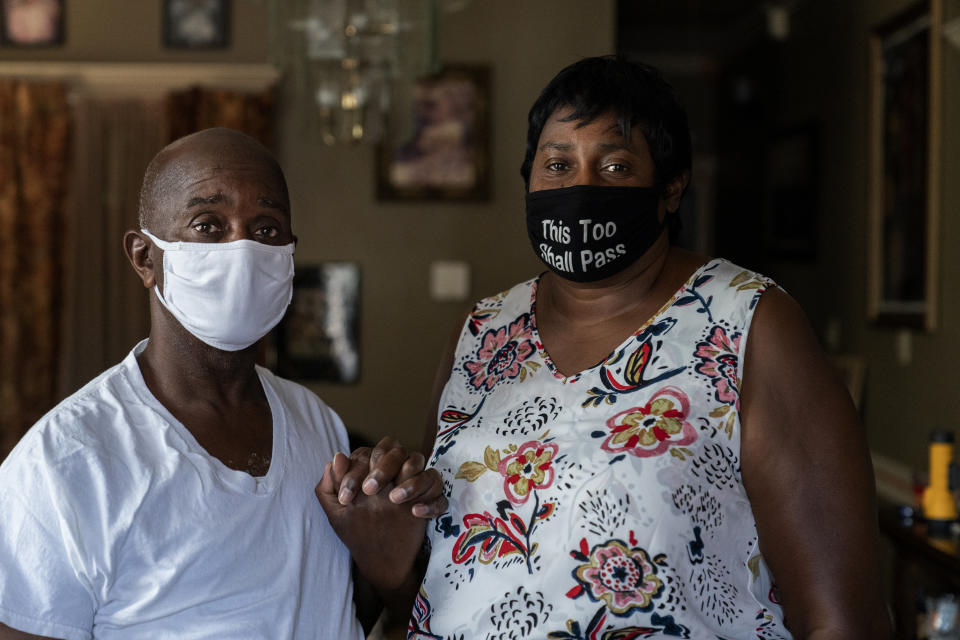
<box><xmin>7</xmin><ymin>354</ymin><xmax>143</xmax><ymax>468</ymax></box>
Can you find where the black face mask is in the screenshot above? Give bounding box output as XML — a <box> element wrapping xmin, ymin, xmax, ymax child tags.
<box><xmin>525</xmin><ymin>185</ymin><xmax>665</xmax><ymax>283</ymax></box>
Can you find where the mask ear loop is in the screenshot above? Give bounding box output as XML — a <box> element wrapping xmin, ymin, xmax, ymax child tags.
<box><xmin>139</xmin><ymin>229</ymin><xmax>176</xmax><ymax>312</ymax></box>
<box><xmin>140</xmin><ymin>229</ymin><xmax>180</xmax><ymax>252</ymax></box>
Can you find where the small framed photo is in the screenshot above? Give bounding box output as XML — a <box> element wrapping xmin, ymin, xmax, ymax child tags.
<box><xmin>0</xmin><ymin>0</ymin><xmax>64</xmax><ymax>47</ymax></box>
<box><xmin>273</xmin><ymin>263</ymin><xmax>360</xmax><ymax>384</ymax></box>
<box><xmin>377</xmin><ymin>65</ymin><xmax>491</xmax><ymax>201</ymax></box>
<box><xmin>163</xmin><ymin>0</ymin><xmax>229</xmax><ymax>49</ymax></box>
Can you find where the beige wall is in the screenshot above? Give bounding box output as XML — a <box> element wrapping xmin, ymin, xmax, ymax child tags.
<box><xmin>284</xmin><ymin>2</ymin><xmax>616</xmax><ymax>448</ymax></box>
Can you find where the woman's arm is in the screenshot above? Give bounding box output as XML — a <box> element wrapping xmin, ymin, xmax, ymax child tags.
<box><xmin>315</xmin><ymin>445</ymin><xmax>438</xmax><ymax>630</ymax></box>
<box><xmin>740</xmin><ymin>287</ymin><xmax>891</xmax><ymax>639</ymax></box>
<box><xmin>317</xmin><ymin>314</ymin><xmax>464</xmax><ymax>629</ymax></box>
<box><xmin>421</xmin><ymin>315</ymin><xmax>464</xmax><ymax>456</ymax></box>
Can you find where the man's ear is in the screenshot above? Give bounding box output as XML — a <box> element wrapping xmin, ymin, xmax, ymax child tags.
<box><xmin>123</xmin><ymin>230</ymin><xmax>157</xmax><ymax>289</ymax></box>
<box><xmin>663</xmin><ymin>170</ymin><xmax>691</xmax><ymax>213</ymax></box>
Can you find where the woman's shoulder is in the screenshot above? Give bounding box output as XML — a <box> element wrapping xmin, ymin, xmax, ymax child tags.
<box><xmin>471</xmin><ymin>276</ymin><xmax>539</xmax><ymax>309</ymax></box>
<box><xmin>672</xmin><ymin>250</ymin><xmax>776</xmax><ymax>294</ymax></box>
<box><xmin>669</xmin><ymin>249</ymin><xmax>775</xmax><ymax>290</ymax></box>
<box><xmin>462</xmin><ymin>275</ymin><xmax>540</xmax><ymax>332</ymax></box>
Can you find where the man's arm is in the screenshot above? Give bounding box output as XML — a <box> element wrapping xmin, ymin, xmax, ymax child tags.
<box><xmin>740</xmin><ymin>287</ymin><xmax>891</xmax><ymax>639</ymax></box>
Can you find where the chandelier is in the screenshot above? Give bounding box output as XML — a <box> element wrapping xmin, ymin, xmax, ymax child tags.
<box><xmin>269</xmin><ymin>0</ymin><xmax>443</xmax><ymax>145</ymax></box>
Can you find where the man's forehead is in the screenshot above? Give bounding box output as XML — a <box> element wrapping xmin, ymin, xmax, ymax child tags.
<box><xmin>159</xmin><ymin>151</ymin><xmax>287</xmax><ymax>195</ymax></box>
<box><xmin>140</xmin><ymin>128</ymin><xmax>289</xmax><ymax>229</ymax></box>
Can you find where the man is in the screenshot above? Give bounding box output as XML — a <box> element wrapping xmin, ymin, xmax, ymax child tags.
<box><xmin>0</xmin><ymin>128</ymin><xmax>443</xmax><ymax>639</ymax></box>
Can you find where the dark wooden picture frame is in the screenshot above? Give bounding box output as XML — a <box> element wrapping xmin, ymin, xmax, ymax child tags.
<box><xmin>273</xmin><ymin>263</ymin><xmax>360</xmax><ymax>384</ymax></box>
<box><xmin>0</xmin><ymin>0</ymin><xmax>64</xmax><ymax>47</ymax></box>
<box><xmin>163</xmin><ymin>0</ymin><xmax>230</xmax><ymax>50</ymax></box>
<box><xmin>377</xmin><ymin>65</ymin><xmax>491</xmax><ymax>201</ymax></box>
<box><xmin>763</xmin><ymin>122</ymin><xmax>820</xmax><ymax>259</ymax></box>
<box><xmin>867</xmin><ymin>0</ymin><xmax>942</xmax><ymax>330</ymax></box>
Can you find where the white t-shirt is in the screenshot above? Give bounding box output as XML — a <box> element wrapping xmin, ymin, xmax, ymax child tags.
<box><xmin>0</xmin><ymin>341</ymin><xmax>364</xmax><ymax>640</ymax></box>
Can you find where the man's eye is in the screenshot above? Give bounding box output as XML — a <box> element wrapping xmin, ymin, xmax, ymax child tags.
<box><xmin>193</xmin><ymin>222</ymin><xmax>217</xmax><ymax>233</ymax></box>
<box><xmin>546</xmin><ymin>161</ymin><xmax>567</xmax><ymax>172</ymax></box>
<box><xmin>256</xmin><ymin>226</ymin><xmax>279</xmax><ymax>239</ymax></box>
<box><xmin>605</xmin><ymin>163</ymin><xmax>628</xmax><ymax>173</ymax></box>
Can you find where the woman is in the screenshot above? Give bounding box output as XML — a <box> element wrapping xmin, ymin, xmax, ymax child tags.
<box><xmin>410</xmin><ymin>57</ymin><xmax>890</xmax><ymax>639</ymax></box>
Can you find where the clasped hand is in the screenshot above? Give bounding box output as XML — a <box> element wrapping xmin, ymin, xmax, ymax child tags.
<box><xmin>315</xmin><ymin>437</ymin><xmax>446</xmax><ymax>592</ymax></box>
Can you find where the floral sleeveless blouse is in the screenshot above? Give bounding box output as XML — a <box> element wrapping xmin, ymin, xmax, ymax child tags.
<box><xmin>413</xmin><ymin>259</ymin><xmax>792</xmax><ymax>640</ymax></box>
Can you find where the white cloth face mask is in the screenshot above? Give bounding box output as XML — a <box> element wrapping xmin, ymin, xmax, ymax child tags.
<box><xmin>141</xmin><ymin>229</ymin><xmax>295</xmax><ymax>352</ymax></box>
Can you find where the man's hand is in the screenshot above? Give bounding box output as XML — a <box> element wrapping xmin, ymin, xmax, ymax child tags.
<box><xmin>315</xmin><ymin>437</ymin><xmax>446</xmax><ymax>593</ymax></box>
<box><xmin>326</xmin><ymin>436</ymin><xmax>447</xmax><ymax>518</ymax></box>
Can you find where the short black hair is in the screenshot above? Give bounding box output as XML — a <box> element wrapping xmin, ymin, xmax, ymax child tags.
<box><xmin>520</xmin><ymin>55</ymin><xmax>692</xmax><ymax>192</ymax></box>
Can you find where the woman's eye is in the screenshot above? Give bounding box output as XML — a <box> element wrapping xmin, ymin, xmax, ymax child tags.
<box><xmin>604</xmin><ymin>163</ymin><xmax>629</xmax><ymax>173</ymax></box>
<box><xmin>546</xmin><ymin>161</ymin><xmax>567</xmax><ymax>172</ymax></box>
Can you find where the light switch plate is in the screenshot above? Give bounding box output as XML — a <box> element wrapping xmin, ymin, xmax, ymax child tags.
<box><xmin>895</xmin><ymin>328</ymin><xmax>912</xmax><ymax>366</ymax></box>
<box><xmin>429</xmin><ymin>260</ymin><xmax>470</xmax><ymax>302</ymax></box>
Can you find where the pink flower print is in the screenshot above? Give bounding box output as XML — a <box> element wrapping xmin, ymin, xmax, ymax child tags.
<box><xmin>497</xmin><ymin>440</ymin><xmax>558</xmax><ymax>505</ymax></box>
<box><xmin>463</xmin><ymin>315</ymin><xmax>535</xmax><ymax>391</ymax></box>
<box><xmin>573</xmin><ymin>539</ymin><xmax>664</xmax><ymax>614</ymax></box>
<box><xmin>695</xmin><ymin>326</ymin><xmax>742</xmax><ymax>408</ymax></box>
<box><xmin>602</xmin><ymin>386</ymin><xmax>696</xmax><ymax>458</ymax></box>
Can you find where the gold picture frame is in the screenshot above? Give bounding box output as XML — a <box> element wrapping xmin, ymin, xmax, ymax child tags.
<box><xmin>867</xmin><ymin>0</ymin><xmax>942</xmax><ymax>330</ymax></box>
<box><xmin>376</xmin><ymin>65</ymin><xmax>491</xmax><ymax>201</ymax></box>
<box><xmin>0</xmin><ymin>0</ymin><xmax>64</xmax><ymax>47</ymax></box>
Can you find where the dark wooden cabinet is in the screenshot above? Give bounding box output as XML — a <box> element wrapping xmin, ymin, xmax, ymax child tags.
<box><xmin>880</xmin><ymin>505</ymin><xmax>960</xmax><ymax>638</ymax></box>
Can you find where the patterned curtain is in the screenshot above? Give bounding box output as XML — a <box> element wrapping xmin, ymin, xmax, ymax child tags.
<box><xmin>166</xmin><ymin>86</ymin><xmax>276</xmax><ymax>148</ymax></box>
<box><xmin>0</xmin><ymin>80</ymin><xmax>70</xmax><ymax>458</ymax></box>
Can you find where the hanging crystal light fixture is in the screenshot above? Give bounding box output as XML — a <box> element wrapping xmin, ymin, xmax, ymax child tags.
<box><xmin>269</xmin><ymin>0</ymin><xmax>441</xmax><ymax>145</ymax></box>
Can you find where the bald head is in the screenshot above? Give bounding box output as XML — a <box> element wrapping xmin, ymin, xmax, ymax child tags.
<box><xmin>138</xmin><ymin>128</ymin><xmax>288</xmax><ymax>233</ymax></box>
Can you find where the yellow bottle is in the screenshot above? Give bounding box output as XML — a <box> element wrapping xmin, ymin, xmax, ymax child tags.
<box><xmin>922</xmin><ymin>430</ymin><xmax>958</xmax><ymax>537</ymax></box>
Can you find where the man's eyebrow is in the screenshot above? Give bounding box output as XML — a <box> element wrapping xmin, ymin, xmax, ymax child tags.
<box><xmin>185</xmin><ymin>193</ymin><xmax>226</xmax><ymax>208</ymax></box>
<box><xmin>258</xmin><ymin>196</ymin><xmax>289</xmax><ymax>213</ymax></box>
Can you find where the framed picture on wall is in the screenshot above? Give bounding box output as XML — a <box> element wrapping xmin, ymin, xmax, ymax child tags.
<box><xmin>0</xmin><ymin>0</ymin><xmax>64</xmax><ymax>47</ymax></box>
<box><xmin>273</xmin><ymin>263</ymin><xmax>360</xmax><ymax>384</ymax></box>
<box><xmin>377</xmin><ymin>65</ymin><xmax>491</xmax><ymax>201</ymax></box>
<box><xmin>867</xmin><ymin>0</ymin><xmax>942</xmax><ymax>330</ymax></box>
<box><xmin>163</xmin><ymin>0</ymin><xmax>229</xmax><ymax>49</ymax></box>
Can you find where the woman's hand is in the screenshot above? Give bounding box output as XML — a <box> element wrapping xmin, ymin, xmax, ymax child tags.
<box><xmin>314</xmin><ymin>437</ymin><xmax>446</xmax><ymax>593</ymax></box>
<box><xmin>323</xmin><ymin>436</ymin><xmax>447</xmax><ymax>518</ymax></box>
